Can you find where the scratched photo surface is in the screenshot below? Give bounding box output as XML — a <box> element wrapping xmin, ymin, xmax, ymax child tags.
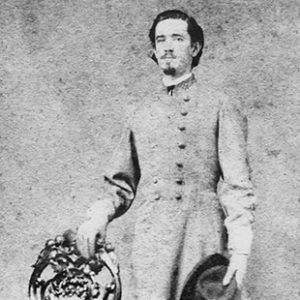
<box><xmin>0</xmin><ymin>1</ymin><xmax>299</xmax><ymax>300</ymax></box>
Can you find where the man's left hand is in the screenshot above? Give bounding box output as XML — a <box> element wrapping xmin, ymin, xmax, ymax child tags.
<box><xmin>223</xmin><ymin>253</ymin><xmax>249</xmax><ymax>288</ymax></box>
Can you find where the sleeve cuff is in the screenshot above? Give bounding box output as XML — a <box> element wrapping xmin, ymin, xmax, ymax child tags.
<box><xmin>86</xmin><ymin>199</ymin><xmax>116</xmax><ymax>222</ymax></box>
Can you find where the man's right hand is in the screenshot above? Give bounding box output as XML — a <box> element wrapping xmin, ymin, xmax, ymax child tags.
<box><xmin>76</xmin><ymin>217</ymin><xmax>108</xmax><ymax>258</ymax></box>
<box><xmin>76</xmin><ymin>199</ymin><xmax>116</xmax><ymax>258</ymax></box>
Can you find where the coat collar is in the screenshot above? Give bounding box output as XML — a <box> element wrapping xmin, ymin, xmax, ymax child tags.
<box><xmin>162</xmin><ymin>73</ymin><xmax>196</xmax><ymax>96</ymax></box>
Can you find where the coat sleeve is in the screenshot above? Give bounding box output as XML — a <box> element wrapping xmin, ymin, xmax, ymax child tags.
<box><xmin>107</xmin><ymin>128</ymin><xmax>141</xmax><ymax>218</ymax></box>
<box><xmin>217</xmin><ymin>97</ymin><xmax>256</xmax><ymax>255</ymax></box>
<box><xmin>88</xmin><ymin>127</ymin><xmax>141</xmax><ymax>222</ymax></box>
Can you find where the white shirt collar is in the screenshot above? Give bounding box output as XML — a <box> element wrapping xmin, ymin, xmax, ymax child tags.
<box><xmin>162</xmin><ymin>73</ymin><xmax>193</xmax><ymax>87</ymax></box>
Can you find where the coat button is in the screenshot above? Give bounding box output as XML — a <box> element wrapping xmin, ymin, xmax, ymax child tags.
<box><xmin>175</xmin><ymin>178</ymin><xmax>184</xmax><ymax>185</ymax></box>
<box><xmin>183</xmin><ymin>95</ymin><xmax>190</xmax><ymax>102</ymax></box>
<box><xmin>176</xmin><ymin>162</ymin><xmax>183</xmax><ymax>170</ymax></box>
<box><xmin>178</xmin><ymin>125</ymin><xmax>186</xmax><ymax>131</ymax></box>
<box><xmin>181</xmin><ymin>111</ymin><xmax>188</xmax><ymax>116</ymax></box>
<box><xmin>153</xmin><ymin>178</ymin><xmax>158</xmax><ymax>184</ymax></box>
<box><xmin>175</xmin><ymin>192</ymin><xmax>182</xmax><ymax>200</ymax></box>
<box><xmin>178</xmin><ymin>143</ymin><xmax>186</xmax><ymax>149</ymax></box>
<box><xmin>154</xmin><ymin>193</ymin><xmax>160</xmax><ymax>201</ymax></box>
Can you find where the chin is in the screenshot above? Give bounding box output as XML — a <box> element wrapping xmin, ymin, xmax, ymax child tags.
<box><xmin>163</xmin><ymin>67</ymin><xmax>176</xmax><ymax>76</ymax></box>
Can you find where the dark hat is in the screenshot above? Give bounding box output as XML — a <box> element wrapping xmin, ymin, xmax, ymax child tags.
<box><xmin>180</xmin><ymin>253</ymin><xmax>239</xmax><ymax>300</ymax></box>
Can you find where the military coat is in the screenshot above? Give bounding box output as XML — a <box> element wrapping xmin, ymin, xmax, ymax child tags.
<box><xmin>102</xmin><ymin>75</ymin><xmax>256</xmax><ymax>300</ymax></box>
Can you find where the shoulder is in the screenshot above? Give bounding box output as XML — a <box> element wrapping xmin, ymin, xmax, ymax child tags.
<box><xmin>190</xmin><ymin>76</ymin><xmax>229</xmax><ymax>110</ymax></box>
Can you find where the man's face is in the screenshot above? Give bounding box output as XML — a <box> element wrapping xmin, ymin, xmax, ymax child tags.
<box><xmin>154</xmin><ymin>18</ymin><xmax>199</xmax><ymax>77</ymax></box>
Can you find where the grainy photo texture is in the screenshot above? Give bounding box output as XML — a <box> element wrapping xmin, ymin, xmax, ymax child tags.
<box><xmin>0</xmin><ymin>1</ymin><xmax>299</xmax><ymax>300</ymax></box>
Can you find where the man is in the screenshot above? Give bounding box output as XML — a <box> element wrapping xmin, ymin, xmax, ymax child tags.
<box><xmin>77</xmin><ymin>10</ymin><xmax>256</xmax><ymax>300</ymax></box>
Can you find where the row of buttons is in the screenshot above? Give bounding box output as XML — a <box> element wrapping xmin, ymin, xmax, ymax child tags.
<box><xmin>153</xmin><ymin>94</ymin><xmax>190</xmax><ymax>201</ymax></box>
<box><xmin>152</xmin><ymin>177</ymin><xmax>184</xmax><ymax>185</ymax></box>
<box><xmin>175</xmin><ymin>94</ymin><xmax>190</xmax><ymax>196</ymax></box>
<box><xmin>154</xmin><ymin>192</ymin><xmax>183</xmax><ymax>201</ymax></box>
<box><xmin>177</xmin><ymin>94</ymin><xmax>190</xmax><ymax>150</ymax></box>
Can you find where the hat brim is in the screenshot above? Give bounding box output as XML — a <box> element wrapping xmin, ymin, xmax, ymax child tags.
<box><xmin>180</xmin><ymin>253</ymin><xmax>238</xmax><ymax>300</ymax></box>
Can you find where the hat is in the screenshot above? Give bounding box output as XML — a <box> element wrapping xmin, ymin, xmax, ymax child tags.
<box><xmin>180</xmin><ymin>253</ymin><xmax>239</xmax><ymax>300</ymax></box>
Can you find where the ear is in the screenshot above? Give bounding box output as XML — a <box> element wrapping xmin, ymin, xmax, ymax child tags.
<box><xmin>149</xmin><ymin>48</ymin><xmax>158</xmax><ymax>64</ymax></box>
<box><xmin>191</xmin><ymin>41</ymin><xmax>201</xmax><ymax>57</ymax></box>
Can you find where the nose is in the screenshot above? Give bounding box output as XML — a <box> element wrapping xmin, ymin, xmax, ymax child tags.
<box><xmin>163</xmin><ymin>38</ymin><xmax>174</xmax><ymax>52</ymax></box>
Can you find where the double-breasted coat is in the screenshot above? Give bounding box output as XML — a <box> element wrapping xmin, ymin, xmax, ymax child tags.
<box><xmin>99</xmin><ymin>75</ymin><xmax>256</xmax><ymax>300</ymax></box>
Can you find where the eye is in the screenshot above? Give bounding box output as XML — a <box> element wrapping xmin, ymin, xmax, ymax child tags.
<box><xmin>156</xmin><ymin>37</ymin><xmax>165</xmax><ymax>43</ymax></box>
<box><xmin>176</xmin><ymin>37</ymin><xmax>183</xmax><ymax>42</ymax></box>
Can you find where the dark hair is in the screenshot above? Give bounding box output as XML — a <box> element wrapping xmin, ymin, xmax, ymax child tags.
<box><xmin>149</xmin><ymin>9</ymin><xmax>204</xmax><ymax>68</ymax></box>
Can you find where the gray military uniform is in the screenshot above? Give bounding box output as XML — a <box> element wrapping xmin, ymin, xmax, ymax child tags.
<box><xmin>103</xmin><ymin>75</ymin><xmax>256</xmax><ymax>300</ymax></box>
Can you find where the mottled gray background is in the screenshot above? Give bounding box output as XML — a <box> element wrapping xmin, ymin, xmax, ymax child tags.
<box><xmin>0</xmin><ymin>0</ymin><xmax>299</xmax><ymax>299</ymax></box>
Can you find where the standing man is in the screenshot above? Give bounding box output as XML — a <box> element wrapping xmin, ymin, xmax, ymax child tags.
<box><xmin>77</xmin><ymin>9</ymin><xmax>256</xmax><ymax>300</ymax></box>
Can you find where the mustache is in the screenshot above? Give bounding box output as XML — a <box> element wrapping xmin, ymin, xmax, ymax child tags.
<box><xmin>161</xmin><ymin>53</ymin><xmax>176</xmax><ymax>59</ymax></box>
